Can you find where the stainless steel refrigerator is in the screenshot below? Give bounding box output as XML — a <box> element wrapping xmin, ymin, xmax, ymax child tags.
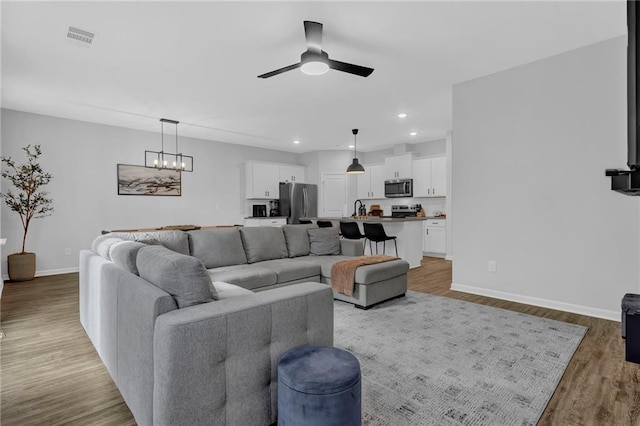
<box><xmin>279</xmin><ymin>182</ymin><xmax>318</xmax><ymax>224</ymax></box>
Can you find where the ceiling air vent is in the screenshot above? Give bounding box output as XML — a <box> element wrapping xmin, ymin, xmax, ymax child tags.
<box><xmin>66</xmin><ymin>26</ymin><xmax>95</xmax><ymax>47</ymax></box>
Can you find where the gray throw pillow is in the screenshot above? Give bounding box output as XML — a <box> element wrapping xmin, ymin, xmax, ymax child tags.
<box><xmin>109</xmin><ymin>240</ymin><xmax>147</xmax><ymax>275</ymax></box>
<box><xmin>282</xmin><ymin>224</ymin><xmax>318</xmax><ymax>258</ymax></box>
<box><xmin>307</xmin><ymin>228</ymin><xmax>341</xmax><ymax>256</ymax></box>
<box><xmin>136</xmin><ymin>245</ymin><xmax>216</xmax><ymax>308</ymax></box>
<box><xmin>111</xmin><ymin>231</ymin><xmax>190</xmax><ymax>255</ymax></box>
<box><xmin>93</xmin><ymin>237</ymin><xmax>124</xmax><ymax>260</ymax></box>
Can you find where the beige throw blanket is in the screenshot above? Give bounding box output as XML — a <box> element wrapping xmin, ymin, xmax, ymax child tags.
<box><xmin>331</xmin><ymin>255</ymin><xmax>398</xmax><ymax>296</ymax></box>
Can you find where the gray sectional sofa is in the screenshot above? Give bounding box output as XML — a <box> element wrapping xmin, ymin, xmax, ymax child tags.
<box><xmin>80</xmin><ymin>224</ymin><xmax>408</xmax><ymax>425</ymax></box>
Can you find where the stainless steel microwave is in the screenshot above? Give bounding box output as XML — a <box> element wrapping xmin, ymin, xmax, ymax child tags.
<box><xmin>384</xmin><ymin>178</ymin><xmax>413</xmax><ymax>198</ymax></box>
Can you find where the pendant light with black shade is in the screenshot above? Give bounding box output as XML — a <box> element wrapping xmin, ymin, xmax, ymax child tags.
<box><xmin>346</xmin><ymin>128</ymin><xmax>365</xmax><ymax>174</ymax></box>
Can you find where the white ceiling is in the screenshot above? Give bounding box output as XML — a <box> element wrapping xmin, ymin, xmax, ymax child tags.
<box><xmin>1</xmin><ymin>1</ymin><xmax>626</xmax><ymax>153</ymax></box>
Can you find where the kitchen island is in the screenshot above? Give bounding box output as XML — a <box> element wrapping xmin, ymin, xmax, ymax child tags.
<box><xmin>302</xmin><ymin>216</ymin><xmax>429</xmax><ymax>269</ymax></box>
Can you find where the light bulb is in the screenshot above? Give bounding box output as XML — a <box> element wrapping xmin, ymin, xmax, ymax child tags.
<box><xmin>163</xmin><ymin>160</ymin><xmax>167</xmax><ymax>167</ymax></box>
<box><xmin>301</xmin><ymin>61</ymin><xmax>329</xmax><ymax>75</ymax></box>
<box><xmin>172</xmin><ymin>161</ymin><xmax>177</xmax><ymax>168</ymax></box>
<box><xmin>153</xmin><ymin>159</ymin><xmax>158</xmax><ymax>166</ymax></box>
<box><xmin>181</xmin><ymin>162</ymin><xmax>186</xmax><ymax>170</ymax></box>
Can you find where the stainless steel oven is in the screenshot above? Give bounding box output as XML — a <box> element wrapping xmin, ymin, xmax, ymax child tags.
<box><xmin>384</xmin><ymin>179</ymin><xmax>413</xmax><ymax>198</ymax></box>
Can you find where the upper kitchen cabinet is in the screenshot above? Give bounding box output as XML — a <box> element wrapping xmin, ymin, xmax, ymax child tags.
<box><xmin>279</xmin><ymin>165</ymin><xmax>305</xmax><ymax>183</ymax></box>
<box><xmin>384</xmin><ymin>153</ymin><xmax>413</xmax><ymax>180</ymax></box>
<box><xmin>246</xmin><ymin>161</ymin><xmax>280</xmax><ymax>199</ymax></box>
<box><xmin>430</xmin><ymin>156</ymin><xmax>446</xmax><ymax>196</ymax></box>
<box><xmin>412</xmin><ymin>156</ymin><xmax>447</xmax><ymax>197</ymax></box>
<box><xmin>356</xmin><ymin>164</ymin><xmax>385</xmax><ymax>199</ymax></box>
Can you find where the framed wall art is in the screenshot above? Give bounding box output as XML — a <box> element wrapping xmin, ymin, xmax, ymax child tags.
<box><xmin>117</xmin><ymin>164</ymin><xmax>181</xmax><ymax>196</ymax></box>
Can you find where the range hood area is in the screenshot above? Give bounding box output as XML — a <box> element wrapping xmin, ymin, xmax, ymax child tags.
<box><xmin>607</xmin><ymin>0</ymin><xmax>640</xmax><ymax>195</ymax></box>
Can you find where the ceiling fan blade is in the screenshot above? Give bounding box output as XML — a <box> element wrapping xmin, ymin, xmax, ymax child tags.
<box><xmin>328</xmin><ymin>59</ymin><xmax>374</xmax><ymax>77</ymax></box>
<box><xmin>304</xmin><ymin>21</ymin><xmax>323</xmax><ymax>53</ymax></box>
<box><xmin>257</xmin><ymin>63</ymin><xmax>302</xmax><ymax>79</ymax></box>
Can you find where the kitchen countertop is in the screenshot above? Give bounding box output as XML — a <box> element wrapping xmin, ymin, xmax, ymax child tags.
<box><xmin>244</xmin><ymin>216</ymin><xmax>288</xmax><ymax>219</ymax></box>
<box><xmin>302</xmin><ymin>216</ymin><xmax>445</xmax><ymax>222</ymax></box>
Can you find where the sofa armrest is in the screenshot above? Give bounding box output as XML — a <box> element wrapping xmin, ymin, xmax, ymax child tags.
<box><xmin>80</xmin><ymin>249</ymin><xmax>178</xmax><ymax>426</ymax></box>
<box><xmin>340</xmin><ymin>239</ymin><xmax>365</xmax><ymax>256</ymax></box>
<box><xmin>152</xmin><ymin>282</ymin><xmax>333</xmax><ymax>426</ymax></box>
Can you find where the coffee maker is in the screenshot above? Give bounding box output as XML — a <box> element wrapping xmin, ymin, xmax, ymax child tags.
<box><xmin>270</xmin><ymin>200</ymin><xmax>280</xmax><ymax>217</ymax></box>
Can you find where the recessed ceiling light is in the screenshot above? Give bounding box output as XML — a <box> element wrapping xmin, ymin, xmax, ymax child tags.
<box><xmin>409</xmin><ymin>132</ymin><xmax>417</xmax><ymax>136</ymax></box>
<box><xmin>397</xmin><ymin>113</ymin><xmax>407</xmax><ymax>118</ymax></box>
<box><xmin>293</xmin><ymin>140</ymin><xmax>300</xmax><ymax>144</ymax></box>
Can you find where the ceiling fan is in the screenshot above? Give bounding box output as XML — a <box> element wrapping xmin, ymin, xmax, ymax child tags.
<box><xmin>257</xmin><ymin>21</ymin><xmax>374</xmax><ymax>79</ymax></box>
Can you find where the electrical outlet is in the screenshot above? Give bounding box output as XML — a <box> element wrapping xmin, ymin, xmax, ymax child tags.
<box><xmin>488</xmin><ymin>260</ymin><xmax>497</xmax><ymax>273</ymax></box>
<box><xmin>64</xmin><ymin>248</ymin><xmax>72</xmax><ymax>256</ymax></box>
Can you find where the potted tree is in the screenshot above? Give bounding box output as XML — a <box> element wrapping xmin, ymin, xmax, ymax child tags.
<box><xmin>1</xmin><ymin>145</ymin><xmax>53</xmax><ymax>281</ymax></box>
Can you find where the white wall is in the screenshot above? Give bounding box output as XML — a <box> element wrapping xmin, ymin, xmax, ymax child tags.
<box><xmin>363</xmin><ymin>139</ymin><xmax>446</xmax><ymax>164</ymax></box>
<box><xmin>451</xmin><ymin>36</ymin><xmax>639</xmax><ymax>320</ymax></box>
<box><xmin>445</xmin><ymin>130</ymin><xmax>453</xmax><ymax>259</ymax></box>
<box><xmin>0</xmin><ymin>109</ymin><xmax>301</xmax><ymax>276</ymax></box>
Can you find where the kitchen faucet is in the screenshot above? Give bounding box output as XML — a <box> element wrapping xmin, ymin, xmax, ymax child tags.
<box><xmin>353</xmin><ymin>199</ymin><xmax>363</xmax><ymax>217</ymax></box>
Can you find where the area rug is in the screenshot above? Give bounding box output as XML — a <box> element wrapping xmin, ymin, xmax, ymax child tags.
<box><xmin>333</xmin><ymin>291</ymin><xmax>587</xmax><ymax>426</ymax></box>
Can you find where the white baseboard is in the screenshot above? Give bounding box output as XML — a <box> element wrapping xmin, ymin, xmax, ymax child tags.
<box><xmin>445</xmin><ymin>255</ymin><xmax>453</xmax><ymax>261</ymax></box>
<box><xmin>450</xmin><ymin>282</ymin><xmax>620</xmax><ymax>322</ymax></box>
<box><xmin>2</xmin><ymin>267</ymin><xmax>79</xmax><ymax>282</ymax></box>
<box><xmin>36</xmin><ymin>267</ymin><xmax>79</xmax><ymax>277</ymax></box>
<box><xmin>424</xmin><ymin>252</ymin><xmax>446</xmax><ymax>258</ymax></box>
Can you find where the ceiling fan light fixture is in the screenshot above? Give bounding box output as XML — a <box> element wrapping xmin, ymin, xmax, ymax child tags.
<box><xmin>301</xmin><ymin>60</ymin><xmax>329</xmax><ymax>75</ymax></box>
<box><xmin>300</xmin><ymin>50</ymin><xmax>330</xmax><ymax>76</ymax></box>
<box><xmin>257</xmin><ymin>21</ymin><xmax>374</xmax><ymax>79</ymax></box>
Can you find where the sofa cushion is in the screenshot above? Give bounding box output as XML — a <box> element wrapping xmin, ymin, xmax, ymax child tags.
<box><xmin>352</xmin><ymin>259</ymin><xmax>410</xmax><ymax>284</ymax></box>
<box><xmin>300</xmin><ymin>255</ymin><xmax>409</xmax><ymax>284</ymax></box>
<box><xmin>136</xmin><ymin>245</ymin><xmax>215</xmax><ymax>308</ymax></box>
<box><xmin>239</xmin><ymin>227</ymin><xmax>288</xmax><ymax>263</ymax></box>
<box><xmin>212</xmin><ymin>281</ymin><xmax>254</xmax><ymax>300</ymax></box>
<box><xmin>109</xmin><ymin>240</ymin><xmax>147</xmax><ymax>275</ymax></box>
<box><xmin>188</xmin><ymin>228</ymin><xmax>247</xmax><ymax>268</ymax></box>
<box><xmin>207</xmin><ymin>264</ymin><xmax>278</xmax><ymax>291</ymax></box>
<box><xmin>299</xmin><ymin>255</ymin><xmax>354</xmax><ymax>277</ymax></box>
<box><xmin>111</xmin><ymin>230</ymin><xmax>190</xmax><ymax>255</ymax></box>
<box><xmin>258</xmin><ymin>259</ymin><xmax>320</xmax><ymax>283</ymax></box>
<box><xmin>307</xmin><ymin>228</ymin><xmax>341</xmax><ymax>256</ymax></box>
<box><xmin>282</xmin><ymin>224</ymin><xmax>318</xmax><ymax>258</ymax></box>
<box><xmin>93</xmin><ymin>236</ymin><xmax>124</xmax><ymax>260</ymax></box>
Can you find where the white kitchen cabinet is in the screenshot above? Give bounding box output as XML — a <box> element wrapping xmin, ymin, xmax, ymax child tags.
<box><xmin>246</xmin><ymin>161</ymin><xmax>280</xmax><ymax>199</ymax></box>
<box><xmin>430</xmin><ymin>156</ymin><xmax>447</xmax><ymax>196</ymax></box>
<box><xmin>423</xmin><ymin>219</ymin><xmax>446</xmax><ymax>256</ymax></box>
<box><xmin>357</xmin><ymin>164</ymin><xmax>385</xmax><ymax>199</ymax></box>
<box><xmin>246</xmin><ymin>162</ymin><xmax>306</xmax><ymax>199</ymax></box>
<box><xmin>244</xmin><ymin>217</ymin><xmax>287</xmax><ymax>227</ymax></box>
<box><xmin>279</xmin><ymin>165</ymin><xmax>305</xmax><ymax>183</ymax></box>
<box><xmin>384</xmin><ymin>153</ymin><xmax>413</xmax><ymax>180</ymax></box>
<box><xmin>412</xmin><ymin>156</ymin><xmax>447</xmax><ymax>197</ymax></box>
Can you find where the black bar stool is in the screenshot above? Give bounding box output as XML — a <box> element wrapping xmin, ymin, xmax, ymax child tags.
<box><xmin>299</xmin><ymin>220</ymin><xmax>312</xmax><ymax>224</ymax></box>
<box><xmin>317</xmin><ymin>220</ymin><xmax>333</xmax><ymax>228</ymax></box>
<box><xmin>363</xmin><ymin>223</ymin><xmax>398</xmax><ymax>257</ymax></box>
<box><xmin>339</xmin><ymin>221</ymin><xmax>368</xmax><ymax>254</ymax></box>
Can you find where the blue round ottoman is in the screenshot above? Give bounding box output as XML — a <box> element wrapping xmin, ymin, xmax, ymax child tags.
<box><xmin>277</xmin><ymin>345</ymin><xmax>361</xmax><ymax>426</ymax></box>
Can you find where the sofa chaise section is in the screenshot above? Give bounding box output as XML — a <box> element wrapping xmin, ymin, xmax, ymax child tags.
<box><xmin>79</xmin><ymin>242</ymin><xmax>334</xmax><ymax>426</ymax></box>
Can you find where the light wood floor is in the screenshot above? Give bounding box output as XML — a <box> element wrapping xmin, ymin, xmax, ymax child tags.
<box><xmin>2</xmin><ymin>257</ymin><xmax>640</xmax><ymax>425</ymax></box>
